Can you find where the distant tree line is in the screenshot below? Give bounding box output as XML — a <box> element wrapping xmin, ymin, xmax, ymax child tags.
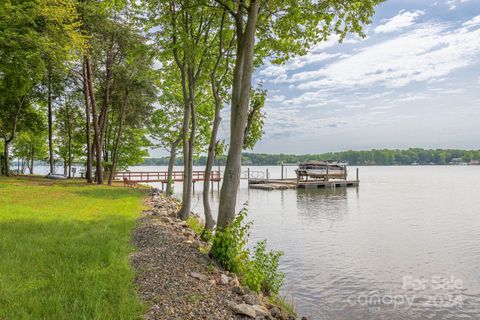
<box><xmin>141</xmin><ymin>148</ymin><xmax>480</xmax><ymax>166</ymax></box>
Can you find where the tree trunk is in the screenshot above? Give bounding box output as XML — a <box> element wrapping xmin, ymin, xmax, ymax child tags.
<box><xmin>0</xmin><ymin>151</ymin><xmax>4</xmax><ymax>176</ymax></box>
<box><xmin>98</xmin><ymin>40</ymin><xmax>114</xmax><ymax>166</ymax></box>
<box><xmin>203</xmin><ymin>92</ymin><xmax>222</xmax><ymax>231</ymax></box>
<box><xmin>178</xmin><ymin>69</ymin><xmax>196</xmax><ymax>221</ymax></box>
<box><xmin>29</xmin><ymin>149</ymin><xmax>34</xmax><ymax>175</ymax></box>
<box><xmin>203</xmin><ymin>11</ymin><xmax>228</xmax><ymax>231</ymax></box>
<box><xmin>3</xmin><ymin>96</ymin><xmax>26</xmax><ymax>177</ymax></box>
<box><xmin>63</xmin><ymin>159</ymin><xmax>68</xmax><ymax>177</ymax></box>
<box><xmin>4</xmin><ymin>141</ymin><xmax>10</xmax><ymax>176</ymax></box>
<box><xmin>202</xmin><ymin>127</ymin><xmax>219</xmax><ymax>231</ymax></box>
<box><xmin>166</xmin><ymin>139</ymin><xmax>180</xmax><ymax>196</ymax></box>
<box><xmin>217</xmin><ymin>2</ymin><xmax>259</xmax><ymax>228</ymax></box>
<box><xmin>47</xmin><ymin>65</ymin><xmax>55</xmax><ymax>174</ymax></box>
<box><xmin>82</xmin><ymin>61</ymin><xmax>93</xmax><ymax>183</ymax></box>
<box><xmin>108</xmin><ymin>89</ymin><xmax>128</xmax><ymax>186</ymax></box>
<box><xmin>67</xmin><ymin>111</ymin><xmax>72</xmax><ymax>179</ymax></box>
<box><xmin>177</xmin><ymin>68</ymin><xmax>192</xmax><ymax>219</ymax></box>
<box><xmin>85</xmin><ymin>57</ymin><xmax>103</xmax><ymax>184</ymax></box>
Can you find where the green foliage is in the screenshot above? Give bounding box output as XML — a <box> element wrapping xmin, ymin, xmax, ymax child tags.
<box><xmin>243</xmin><ymin>85</ymin><xmax>267</xmax><ymax>150</ymax></box>
<box><xmin>141</xmin><ymin>148</ymin><xmax>480</xmax><ymax>167</ymax></box>
<box><xmin>237</xmin><ymin>149</ymin><xmax>480</xmax><ymax>166</ymax></box>
<box><xmin>242</xmin><ymin>240</ymin><xmax>284</xmax><ymax>295</ymax></box>
<box><xmin>55</xmin><ymin>97</ymin><xmax>85</xmax><ymax>166</ymax></box>
<box><xmin>211</xmin><ymin>208</ymin><xmax>251</xmax><ymax>274</ymax></box>
<box><xmin>13</xmin><ymin>131</ymin><xmax>48</xmax><ymax>173</ymax></box>
<box><xmin>148</xmin><ymin>107</ymin><xmax>183</xmax><ymax>155</ymax></box>
<box><xmin>115</xmin><ymin>128</ymin><xmax>151</xmax><ymax>170</ymax></box>
<box><xmin>269</xmin><ymin>295</ymin><xmax>296</xmax><ymax>317</ymax></box>
<box><xmin>184</xmin><ymin>214</ymin><xmax>215</xmax><ymax>243</ymax></box>
<box><xmin>186</xmin><ymin>215</ymin><xmax>204</xmax><ymax>236</ymax></box>
<box><xmin>211</xmin><ymin>208</ymin><xmax>285</xmax><ymax>295</ymax></box>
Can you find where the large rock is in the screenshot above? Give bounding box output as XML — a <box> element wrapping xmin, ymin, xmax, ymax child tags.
<box><xmin>230</xmin><ymin>275</ymin><xmax>240</xmax><ymax>287</ymax></box>
<box><xmin>160</xmin><ymin>216</ymin><xmax>172</xmax><ymax>223</ymax></box>
<box><xmin>232</xmin><ymin>286</ymin><xmax>248</xmax><ymax>295</ymax></box>
<box><xmin>252</xmin><ymin>305</ymin><xmax>270</xmax><ymax>317</ymax></box>
<box><xmin>220</xmin><ymin>273</ymin><xmax>230</xmax><ymax>285</ymax></box>
<box><xmin>189</xmin><ymin>272</ymin><xmax>208</xmax><ymax>281</ymax></box>
<box><xmin>230</xmin><ymin>303</ymin><xmax>257</xmax><ymax>318</ymax></box>
<box><xmin>270</xmin><ymin>306</ymin><xmax>289</xmax><ymax>320</ymax></box>
<box><xmin>244</xmin><ymin>294</ymin><xmax>260</xmax><ymax>305</ymax></box>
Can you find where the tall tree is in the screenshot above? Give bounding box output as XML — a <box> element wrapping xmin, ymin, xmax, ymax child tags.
<box><xmin>56</xmin><ymin>96</ymin><xmax>85</xmax><ymax>178</ymax></box>
<box><xmin>214</xmin><ymin>0</ymin><xmax>384</xmax><ymax>228</ymax></box>
<box><xmin>107</xmin><ymin>33</ymin><xmax>157</xmax><ymax>186</ymax></box>
<box><xmin>147</xmin><ymin>0</ymin><xmax>220</xmax><ymax>220</ymax></box>
<box><xmin>0</xmin><ymin>0</ymin><xmax>83</xmax><ymax>176</ymax></box>
<box><xmin>149</xmin><ymin>103</ymin><xmax>183</xmax><ymax>195</ymax></box>
<box><xmin>202</xmin><ymin>10</ymin><xmax>235</xmax><ymax>232</ymax></box>
<box><xmin>12</xmin><ymin>108</ymin><xmax>48</xmax><ymax>175</ymax></box>
<box><xmin>82</xmin><ymin>61</ymin><xmax>93</xmax><ymax>182</ymax></box>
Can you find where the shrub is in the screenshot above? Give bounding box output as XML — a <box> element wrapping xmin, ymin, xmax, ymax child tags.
<box><xmin>242</xmin><ymin>240</ymin><xmax>284</xmax><ymax>295</ymax></box>
<box><xmin>211</xmin><ymin>208</ymin><xmax>285</xmax><ymax>295</ymax></box>
<box><xmin>186</xmin><ymin>215</ymin><xmax>204</xmax><ymax>235</ymax></box>
<box><xmin>211</xmin><ymin>208</ymin><xmax>251</xmax><ymax>273</ymax></box>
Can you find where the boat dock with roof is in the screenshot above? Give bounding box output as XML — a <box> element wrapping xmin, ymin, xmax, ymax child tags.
<box><xmin>248</xmin><ymin>161</ymin><xmax>359</xmax><ymax>190</ymax></box>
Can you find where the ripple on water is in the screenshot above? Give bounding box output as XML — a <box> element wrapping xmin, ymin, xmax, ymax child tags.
<box><xmin>183</xmin><ymin>166</ymin><xmax>480</xmax><ymax>319</ymax></box>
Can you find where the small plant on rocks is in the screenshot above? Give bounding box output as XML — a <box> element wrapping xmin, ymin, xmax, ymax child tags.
<box><xmin>242</xmin><ymin>240</ymin><xmax>284</xmax><ymax>295</ymax></box>
<box><xmin>211</xmin><ymin>208</ymin><xmax>251</xmax><ymax>273</ymax></box>
<box><xmin>211</xmin><ymin>207</ymin><xmax>285</xmax><ymax>295</ymax></box>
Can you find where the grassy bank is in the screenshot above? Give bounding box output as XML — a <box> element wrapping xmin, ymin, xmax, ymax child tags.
<box><xmin>0</xmin><ymin>176</ymin><xmax>146</xmax><ymax>319</ymax></box>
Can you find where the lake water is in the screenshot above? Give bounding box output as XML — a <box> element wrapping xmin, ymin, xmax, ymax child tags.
<box><xmin>135</xmin><ymin>165</ymin><xmax>479</xmax><ymax>320</ymax></box>
<box><xmin>35</xmin><ymin>165</ymin><xmax>480</xmax><ymax>319</ymax></box>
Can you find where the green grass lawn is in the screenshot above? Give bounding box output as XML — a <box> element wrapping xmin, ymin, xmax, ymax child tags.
<box><xmin>0</xmin><ymin>176</ymin><xmax>146</xmax><ymax>320</ymax></box>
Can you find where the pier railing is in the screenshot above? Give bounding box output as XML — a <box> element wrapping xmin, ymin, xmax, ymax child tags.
<box><xmin>115</xmin><ymin>170</ymin><xmax>221</xmax><ymax>183</ymax></box>
<box><xmin>240</xmin><ymin>169</ymin><xmax>270</xmax><ymax>180</ymax></box>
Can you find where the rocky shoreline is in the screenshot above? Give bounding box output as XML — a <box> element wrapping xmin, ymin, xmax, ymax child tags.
<box><xmin>131</xmin><ymin>189</ymin><xmax>302</xmax><ymax>320</ymax></box>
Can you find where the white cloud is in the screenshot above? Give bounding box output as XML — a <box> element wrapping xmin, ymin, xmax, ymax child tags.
<box><xmin>295</xmin><ymin>22</ymin><xmax>480</xmax><ymax>90</ymax></box>
<box><xmin>258</xmin><ymin>35</ymin><xmax>363</xmax><ymax>83</ymax></box>
<box><xmin>267</xmin><ymin>95</ymin><xmax>286</xmax><ymax>103</ymax></box>
<box><xmin>463</xmin><ymin>15</ymin><xmax>480</xmax><ymax>28</ymax></box>
<box><xmin>446</xmin><ymin>0</ymin><xmax>471</xmax><ymax>10</ymax></box>
<box><xmin>344</xmin><ymin>104</ymin><xmax>366</xmax><ymax>109</ymax></box>
<box><xmin>259</xmin><ymin>52</ymin><xmax>340</xmax><ymax>83</ymax></box>
<box><xmin>374</xmin><ymin>10</ymin><xmax>425</xmax><ymax>34</ymax></box>
<box><xmin>259</xmin><ymin>65</ymin><xmax>286</xmax><ymax>78</ymax></box>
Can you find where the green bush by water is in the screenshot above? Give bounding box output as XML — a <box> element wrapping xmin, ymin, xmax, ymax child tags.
<box><xmin>211</xmin><ymin>208</ymin><xmax>285</xmax><ymax>295</ymax></box>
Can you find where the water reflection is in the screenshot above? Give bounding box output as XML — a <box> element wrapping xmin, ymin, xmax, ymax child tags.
<box><xmin>296</xmin><ymin>188</ymin><xmax>349</xmax><ymax>225</ymax></box>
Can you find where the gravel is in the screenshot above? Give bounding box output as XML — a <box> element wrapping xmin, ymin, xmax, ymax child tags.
<box><xmin>131</xmin><ymin>193</ymin><xmax>248</xmax><ymax>320</ymax></box>
<box><xmin>131</xmin><ymin>190</ymin><xmax>297</xmax><ymax>320</ymax></box>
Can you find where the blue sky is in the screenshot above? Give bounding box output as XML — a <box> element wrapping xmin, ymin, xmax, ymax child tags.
<box><xmin>239</xmin><ymin>0</ymin><xmax>480</xmax><ymax>154</ymax></box>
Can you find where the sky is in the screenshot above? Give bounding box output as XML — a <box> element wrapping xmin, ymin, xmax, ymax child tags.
<box><xmin>241</xmin><ymin>0</ymin><xmax>480</xmax><ymax>154</ymax></box>
<box><xmin>150</xmin><ymin>0</ymin><xmax>480</xmax><ymax>157</ymax></box>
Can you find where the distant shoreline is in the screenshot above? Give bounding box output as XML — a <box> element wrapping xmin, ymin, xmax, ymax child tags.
<box><xmin>140</xmin><ymin>148</ymin><xmax>480</xmax><ymax>167</ymax></box>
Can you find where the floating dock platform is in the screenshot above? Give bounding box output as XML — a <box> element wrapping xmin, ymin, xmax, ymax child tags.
<box><xmin>248</xmin><ymin>178</ymin><xmax>359</xmax><ymax>190</ymax></box>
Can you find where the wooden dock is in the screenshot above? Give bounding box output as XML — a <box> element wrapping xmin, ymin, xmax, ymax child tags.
<box><xmin>248</xmin><ymin>179</ymin><xmax>297</xmax><ymax>190</ymax></box>
<box><xmin>248</xmin><ymin>167</ymin><xmax>360</xmax><ymax>190</ymax></box>
<box><xmin>248</xmin><ymin>178</ymin><xmax>359</xmax><ymax>190</ymax></box>
<box><xmin>115</xmin><ymin>170</ymin><xmax>221</xmax><ymax>190</ymax></box>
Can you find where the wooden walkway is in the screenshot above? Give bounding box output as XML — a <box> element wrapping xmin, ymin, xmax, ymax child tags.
<box><xmin>115</xmin><ymin>170</ymin><xmax>221</xmax><ymax>189</ymax></box>
<box><xmin>248</xmin><ymin>178</ymin><xmax>359</xmax><ymax>190</ymax></box>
